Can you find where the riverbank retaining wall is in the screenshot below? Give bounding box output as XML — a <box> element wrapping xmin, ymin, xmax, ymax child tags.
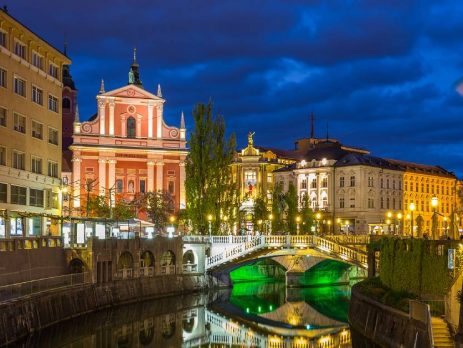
<box><xmin>348</xmin><ymin>284</ymin><xmax>432</xmax><ymax>348</ymax></box>
<box><xmin>0</xmin><ymin>274</ymin><xmax>207</xmax><ymax>346</ymax></box>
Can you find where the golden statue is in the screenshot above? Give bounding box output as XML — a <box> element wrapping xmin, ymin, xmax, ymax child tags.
<box><xmin>248</xmin><ymin>131</ymin><xmax>255</xmax><ymax>146</ymax></box>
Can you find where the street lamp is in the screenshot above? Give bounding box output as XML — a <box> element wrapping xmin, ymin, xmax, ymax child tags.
<box><xmin>268</xmin><ymin>213</ymin><xmax>273</xmax><ymax>235</ymax></box>
<box><xmin>327</xmin><ymin>219</ymin><xmax>332</xmax><ymax>234</ymax></box>
<box><xmin>409</xmin><ymin>202</ymin><xmax>416</xmax><ymax>238</ymax></box>
<box><xmin>336</xmin><ymin>218</ymin><xmax>342</xmax><ymax>234</ymax></box>
<box><xmin>386</xmin><ymin>211</ymin><xmax>393</xmax><ymax>234</ymax></box>
<box><xmin>315</xmin><ymin>212</ymin><xmax>322</xmax><ymax>235</ymax></box>
<box><xmin>345</xmin><ymin>220</ymin><xmax>350</xmax><ymax>234</ymax></box>
<box><xmin>431</xmin><ymin>196</ymin><xmax>438</xmax><ymax>240</ymax></box>
<box><xmin>207</xmin><ymin>214</ymin><xmax>213</xmax><ymax>239</ymax></box>
<box><xmin>296</xmin><ymin>216</ymin><xmax>301</xmax><ymax>235</ymax></box>
<box><xmin>397</xmin><ymin>213</ymin><xmax>403</xmax><ymax>235</ymax></box>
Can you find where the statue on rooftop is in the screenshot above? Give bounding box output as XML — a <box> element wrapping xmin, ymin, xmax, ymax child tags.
<box><xmin>248</xmin><ymin>131</ymin><xmax>255</xmax><ymax>146</ymax></box>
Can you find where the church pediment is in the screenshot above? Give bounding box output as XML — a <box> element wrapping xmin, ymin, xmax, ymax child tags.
<box><xmin>101</xmin><ymin>84</ymin><xmax>164</xmax><ymax>101</ymax></box>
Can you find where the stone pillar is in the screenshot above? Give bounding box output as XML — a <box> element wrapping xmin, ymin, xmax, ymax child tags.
<box><xmin>72</xmin><ymin>157</ymin><xmax>82</xmax><ymax>208</ymax></box>
<box><xmin>98</xmin><ymin>159</ymin><xmax>106</xmax><ymax>196</ymax></box>
<box><xmin>109</xmin><ymin>99</ymin><xmax>115</xmax><ymax>136</ymax></box>
<box><xmin>98</xmin><ymin>99</ymin><xmax>106</xmax><ymax>135</ymax></box>
<box><xmin>179</xmin><ymin>161</ymin><xmax>186</xmax><ymax>209</ymax></box>
<box><xmin>121</xmin><ymin>115</ymin><xmax>127</xmax><ymax>137</ymax></box>
<box><xmin>147</xmin><ymin>161</ymin><xmax>155</xmax><ymax>192</ymax></box>
<box><xmin>156</xmin><ymin>161</ymin><xmax>164</xmax><ymax>192</ymax></box>
<box><xmin>136</xmin><ymin>115</ymin><xmax>142</xmax><ymax>138</ymax></box>
<box><xmin>156</xmin><ymin>105</ymin><xmax>163</xmax><ymax>139</ymax></box>
<box><xmin>108</xmin><ymin>160</ymin><xmax>116</xmax><ymax>207</ymax></box>
<box><xmin>148</xmin><ymin>102</ymin><xmax>154</xmax><ymax>138</ymax></box>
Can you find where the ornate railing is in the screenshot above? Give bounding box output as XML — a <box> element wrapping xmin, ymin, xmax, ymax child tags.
<box><xmin>0</xmin><ymin>236</ymin><xmax>62</xmax><ymax>251</ymax></box>
<box><xmin>205</xmin><ymin>235</ymin><xmax>369</xmax><ymax>270</ymax></box>
<box><xmin>161</xmin><ymin>265</ymin><xmax>176</xmax><ymax>275</ymax></box>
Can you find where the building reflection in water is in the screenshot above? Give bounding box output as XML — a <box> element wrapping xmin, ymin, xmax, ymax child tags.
<box><xmin>19</xmin><ymin>282</ymin><xmax>352</xmax><ymax>348</ymax></box>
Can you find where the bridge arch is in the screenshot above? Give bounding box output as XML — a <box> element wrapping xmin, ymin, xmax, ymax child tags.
<box><xmin>140</xmin><ymin>250</ymin><xmax>155</xmax><ymax>267</ymax></box>
<box><xmin>138</xmin><ymin>325</ymin><xmax>154</xmax><ymax>346</ymax></box>
<box><xmin>161</xmin><ymin>250</ymin><xmax>176</xmax><ymax>274</ymax></box>
<box><xmin>183</xmin><ymin>249</ymin><xmax>195</xmax><ymax>264</ymax></box>
<box><xmin>69</xmin><ymin>258</ymin><xmax>85</xmax><ymax>274</ymax></box>
<box><xmin>117</xmin><ymin>251</ymin><xmax>134</xmax><ymax>279</ymax></box>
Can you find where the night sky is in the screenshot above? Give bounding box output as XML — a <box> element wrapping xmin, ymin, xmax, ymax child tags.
<box><xmin>4</xmin><ymin>1</ymin><xmax>463</xmax><ymax>176</ymax></box>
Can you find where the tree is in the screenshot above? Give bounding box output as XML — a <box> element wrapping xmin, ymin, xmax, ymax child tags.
<box><xmin>85</xmin><ymin>195</ymin><xmax>110</xmax><ymax>218</ymax></box>
<box><xmin>285</xmin><ymin>182</ymin><xmax>298</xmax><ymax>234</ymax></box>
<box><xmin>300</xmin><ymin>194</ymin><xmax>315</xmax><ymax>234</ymax></box>
<box><xmin>141</xmin><ymin>191</ymin><xmax>174</xmax><ymax>232</ymax></box>
<box><xmin>253</xmin><ymin>195</ymin><xmax>268</xmax><ymax>233</ymax></box>
<box><xmin>271</xmin><ymin>182</ymin><xmax>287</xmax><ymax>233</ymax></box>
<box><xmin>185</xmin><ymin>101</ymin><xmax>238</xmax><ymax>235</ymax></box>
<box><xmin>112</xmin><ymin>199</ymin><xmax>135</xmax><ymax>221</ymax></box>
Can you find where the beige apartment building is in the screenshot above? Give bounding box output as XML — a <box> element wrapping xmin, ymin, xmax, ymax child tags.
<box><xmin>0</xmin><ymin>9</ymin><xmax>71</xmax><ymax>238</ymax></box>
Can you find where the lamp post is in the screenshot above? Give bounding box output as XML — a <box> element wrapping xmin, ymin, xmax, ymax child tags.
<box><xmin>315</xmin><ymin>212</ymin><xmax>322</xmax><ymax>235</ymax></box>
<box><xmin>386</xmin><ymin>211</ymin><xmax>393</xmax><ymax>234</ymax></box>
<box><xmin>397</xmin><ymin>213</ymin><xmax>403</xmax><ymax>236</ymax></box>
<box><xmin>207</xmin><ymin>214</ymin><xmax>212</xmax><ymax>239</ymax></box>
<box><xmin>345</xmin><ymin>220</ymin><xmax>350</xmax><ymax>235</ymax></box>
<box><xmin>409</xmin><ymin>202</ymin><xmax>416</xmax><ymax>238</ymax></box>
<box><xmin>296</xmin><ymin>216</ymin><xmax>301</xmax><ymax>235</ymax></box>
<box><xmin>268</xmin><ymin>213</ymin><xmax>273</xmax><ymax>235</ymax></box>
<box><xmin>431</xmin><ymin>196</ymin><xmax>438</xmax><ymax>240</ymax></box>
<box><xmin>337</xmin><ymin>218</ymin><xmax>342</xmax><ymax>234</ymax></box>
<box><xmin>327</xmin><ymin>219</ymin><xmax>332</xmax><ymax>234</ymax></box>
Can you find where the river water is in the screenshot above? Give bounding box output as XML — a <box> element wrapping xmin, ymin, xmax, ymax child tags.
<box><xmin>19</xmin><ymin>281</ymin><xmax>353</xmax><ymax>347</ymax></box>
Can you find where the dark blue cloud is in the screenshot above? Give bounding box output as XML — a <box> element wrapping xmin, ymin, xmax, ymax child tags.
<box><xmin>3</xmin><ymin>0</ymin><xmax>463</xmax><ymax>176</ymax></box>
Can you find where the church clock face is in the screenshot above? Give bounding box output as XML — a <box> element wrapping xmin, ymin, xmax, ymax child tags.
<box><xmin>127</xmin><ymin>88</ymin><xmax>135</xmax><ymax>96</ymax></box>
<box><xmin>127</xmin><ymin>105</ymin><xmax>136</xmax><ymax>114</ymax></box>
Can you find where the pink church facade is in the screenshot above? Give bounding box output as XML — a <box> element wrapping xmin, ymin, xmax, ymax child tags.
<box><xmin>70</xmin><ymin>59</ymin><xmax>187</xmax><ymax>216</ymax></box>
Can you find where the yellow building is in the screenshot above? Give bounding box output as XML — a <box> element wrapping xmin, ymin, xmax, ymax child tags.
<box><xmin>231</xmin><ymin>132</ymin><xmax>296</xmax><ymax>205</ymax></box>
<box><xmin>0</xmin><ymin>9</ymin><xmax>71</xmax><ymax>237</ymax></box>
<box><xmin>389</xmin><ymin>160</ymin><xmax>459</xmax><ymax>238</ymax></box>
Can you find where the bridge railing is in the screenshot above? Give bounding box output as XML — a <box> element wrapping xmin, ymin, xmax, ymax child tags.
<box><xmin>324</xmin><ymin>234</ymin><xmax>371</xmax><ymax>245</ymax></box>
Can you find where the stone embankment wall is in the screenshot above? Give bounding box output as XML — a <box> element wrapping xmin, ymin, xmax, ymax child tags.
<box><xmin>0</xmin><ymin>274</ymin><xmax>207</xmax><ymax>346</ymax></box>
<box><xmin>349</xmin><ymin>284</ymin><xmax>431</xmax><ymax>348</ymax></box>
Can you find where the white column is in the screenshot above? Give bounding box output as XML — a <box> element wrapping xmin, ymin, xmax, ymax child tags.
<box><xmin>156</xmin><ymin>105</ymin><xmax>163</xmax><ymax>139</ymax></box>
<box><xmin>108</xmin><ymin>160</ymin><xmax>116</xmax><ymax>207</ymax></box>
<box><xmin>121</xmin><ymin>115</ymin><xmax>126</xmax><ymax>137</ymax></box>
<box><xmin>156</xmin><ymin>161</ymin><xmax>164</xmax><ymax>192</ymax></box>
<box><xmin>147</xmin><ymin>102</ymin><xmax>154</xmax><ymax>138</ymax></box>
<box><xmin>98</xmin><ymin>159</ymin><xmax>106</xmax><ymax>196</ymax></box>
<box><xmin>98</xmin><ymin>99</ymin><xmax>106</xmax><ymax>135</ymax></box>
<box><xmin>179</xmin><ymin>161</ymin><xmax>186</xmax><ymax>209</ymax></box>
<box><xmin>72</xmin><ymin>157</ymin><xmax>81</xmax><ymax>208</ymax></box>
<box><xmin>136</xmin><ymin>115</ymin><xmax>142</xmax><ymax>138</ymax></box>
<box><xmin>147</xmin><ymin>161</ymin><xmax>155</xmax><ymax>192</ymax></box>
<box><xmin>109</xmin><ymin>99</ymin><xmax>115</xmax><ymax>136</ymax></box>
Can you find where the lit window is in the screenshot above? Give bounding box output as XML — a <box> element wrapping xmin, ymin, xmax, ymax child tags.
<box><xmin>31</xmin><ymin>121</ymin><xmax>43</xmax><ymax>139</ymax></box>
<box><xmin>13</xmin><ymin>113</ymin><xmax>26</xmax><ymax>133</ymax></box>
<box><xmin>14</xmin><ymin>77</ymin><xmax>26</xmax><ymax>97</ymax></box>
<box><xmin>12</xmin><ymin>151</ymin><xmax>25</xmax><ymax>170</ymax></box>
<box><xmin>32</xmin><ymin>86</ymin><xmax>43</xmax><ymax>105</ymax></box>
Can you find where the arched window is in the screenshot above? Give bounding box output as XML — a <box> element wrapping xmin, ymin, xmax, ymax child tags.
<box><xmin>62</xmin><ymin>97</ymin><xmax>71</xmax><ymax>110</ymax></box>
<box><xmin>127</xmin><ymin>116</ymin><xmax>136</xmax><ymax>138</ymax></box>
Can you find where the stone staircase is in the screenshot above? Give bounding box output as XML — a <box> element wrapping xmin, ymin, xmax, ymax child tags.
<box><xmin>431</xmin><ymin>317</ymin><xmax>454</xmax><ymax>348</ymax></box>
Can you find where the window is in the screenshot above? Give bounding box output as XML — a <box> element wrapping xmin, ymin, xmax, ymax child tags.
<box><xmin>49</xmin><ymin>63</ymin><xmax>59</xmax><ymax>78</ymax></box>
<box><xmin>14</xmin><ymin>41</ymin><xmax>26</xmax><ymax>59</ymax></box>
<box><xmin>350</xmin><ymin>176</ymin><xmax>355</xmax><ymax>187</ymax></box>
<box><xmin>31</xmin><ymin>157</ymin><xmax>42</xmax><ymax>174</ymax></box>
<box><xmin>368</xmin><ymin>198</ymin><xmax>374</xmax><ymax>209</ymax></box>
<box><xmin>12</xmin><ymin>151</ymin><xmax>25</xmax><ymax>170</ymax></box>
<box><xmin>14</xmin><ymin>76</ymin><xmax>26</xmax><ymax>97</ymax></box>
<box><xmin>350</xmin><ymin>197</ymin><xmax>355</xmax><ymax>208</ymax></box>
<box><xmin>405</xmin><ymin>181</ymin><xmax>408</xmax><ymax>191</ymax></box>
<box><xmin>381</xmin><ymin>178</ymin><xmax>384</xmax><ymax>188</ymax></box>
<box><xmin>386</xmin><ymin>179</ymin><xmax>390</xmax><ymax>189</ymax></box>
<box><xmin>267</xmin><ymin>174</ymin><xmax>272</xmax><ymax>183</ymax></box>
<box><xmin>62</xmin><ymin>97</ymin><xmax>71</xmax><ymax>110</ymax></box>
<box><xmin>321</xmin><ymin>177</ymin><xmax>328</xmax><ymax>188</ymax></box>
<box><xmin>32</xmin><ymin>52</ymin><xmax>43</xmax><ymax>70</ymax></box>
<box><xmin>0</xmin><ymin>147</ymin><xmax>5</xmax><ymax>165</ymax></box>
<box><xmin>48</xmin><ymin>95</ymin><xmax>58</xmax><ymax>112</ymax></box>
<box><xmin>301</xmin><ymin>179</ymin><xmax>307</xmax><ymax>189</ymax></box>
<box><xmin>168</xmin><ymin>180</ymin><xmax>175</xmax><ymax>195</ymax></box>
<box><xmin>393</xmin><ymin>198</ymin><xmax>396</xmax><ymax>209</ymax></box>
<box><xmin>48</xmin><ymin>127</ymin><xmax>59</xmax><ymax>145</ymax></box>
<box><xmin>0</xmin><ymin>31</ymin><xmax>5</xmax><ymax>47</ymax></box>
<box><xmin>339</xmin><ymin>177</ymin><xmax>344</xmax><ymax>187</ymax></box>
<box><xmin>116</xmin><ymin>179</ymin><xmax>123</xmax><ymax>193</ymax></box>
<box><xmin>140</xmin><ymin>179</ymin><xmax>146</xmax><ymax>193</ymax></box>
<box><xmin>127</xmin><ymin>116</ymin><xmax>136</xmax><ymax>138</ymax></box>
<box><xmin>13</xmin><ymin>113</ymin><xmax>26</xmax><ymax>133</ymax></box>
<box><xmin>47</xmin><ymin>161</ymin><xmax>58</xmax><ymax>178</ymax></box>
<box><xmin>32</xmin><ymin>121</ymin><xmax>43</xmax><ymax>139</ymax></box>
<box><xmin>0</xmin><ymin>107</ymin><xmax>6</xmax><ymax>127</ymax></box>
<box><xmin>29</xmin><ymin>189</ymin><xmax>44</xmax><ymax>207</ymax></box>
<box><xmin>311</xmin><ymin>178</ymin><xmax>317</xmax><ymax>189</ymax></box>
<box><xmin>322</xmin><ymin>196</ymin><xmax>328</xmax><ymax>208</ymax></box>
<box><xmin>339</xmin><ymin>197</ymin><xmax>345</xmax><ymax>208</ymax></box>
<box><xmin>386</xmin><ymin>197</ymin><xmax>390</xmax><ymax>209</ymax></box>
<box><xmin>11</xmin><ymin>185</ymin><xmax>27</xmax><ymax>205</ymax></box>
<box><xmin>0</xmin><ymin>183</ymin><xmax>6</xmax><ymax>203</ymax></box>
<box><xmin>368</xmin><ymin>177</ymin><xmax>374</xmax><ymax>187</ymax></box>
<box><xmin>381</xmin><ymin>197</ymin><xmax>384</xmax><ymax>209</ymax></box>
<box><xmin>32</xmin><ymin>86</ymin><xmax>43</xmax><ymax>105</ymax></box>
<box><xmin>0</xmin><ymin>68</ymin><xmax>5</xmax><ymax>88</ymax></box>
